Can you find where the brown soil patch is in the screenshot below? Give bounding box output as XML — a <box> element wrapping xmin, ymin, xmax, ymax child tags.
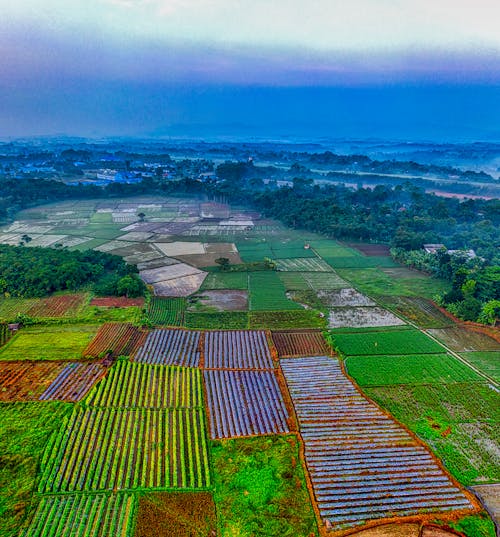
<box><xmin>472</xmin><ymin>484</ymin><xmax>500</xmax><ymax>526</ymax></box>
<box><xmin>428</xmin><ymin>327</ymin><xmax>500</xmax><ymax>352</ymax></box>
<box><xmin>90</xmin><ymin>296</ymin><xmax>145</xmax><ymax>308</ymax></box>
<box><xmin>0</xmin><ymin>361</ymin><xmax>65</xmax><ymax>401</ymax></box>
<box><xmin>135</xmin><ymin>492</ymin><xmax>216</xmax><ymax>537</ymax></box>
<box><xmin>177</xmin><ymin>251</ymin><xmax>242</xmax><ymax>268</ymax></box>
<box><xmin>346</xmin><ymin>243</ymin><xmax>391</xmax><ymax>256</ymax></box>
<box><xmin>272</xmin><ymin>329</ymin><xmax>331</xmax><ymax>357</ymax></box>
<box><xmin>189</xmin><ymin>290</ymin><xmax>248</xmax><ymax>311</ymax></box>
<box><xmin>345</xmin><ymin>523</ymin><xmax>420</xmax><ymax>537</ymax></box>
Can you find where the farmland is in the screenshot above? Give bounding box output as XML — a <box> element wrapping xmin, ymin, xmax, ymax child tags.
<box><xmin>428</xmin><ymin>327</ymin><xmax>500</xmax><ymax>352</ymax></box>
<box><xmin>133</xmin><ymin>329</ymin><xmax>201</xmax><ymax>366</ymax></box>
<box><xmin>83</xmin><ymin>322</ymin><xmax>144</xmax><ymax>358</ymax></box>
<box><xmin>0</xmin><ymin>362</ymin><xmax>65</xmax><ymax>401</ymax></box>
<box><xmin>147</xmin><ymin>297</ymin><xmax>186</xmax><ymax>326</ymax></box>
<box><xmin>248</xmin><ymin>271</ymin><xmax>302</xmax><ymax>310</ymax></box>
<box><xmin>271</xmin><ymin>329</ymin><xmax>330</xmax><ymax>357</ymax></box>
<box><xmin>184</xmin><ymin>311</ymin><xmax>249</xmax><ymax>329</ymax></box>
<box><xmin>204</xmin><ymin>330</ymin><xmax>272</xmax><ymax>369</ymax></box>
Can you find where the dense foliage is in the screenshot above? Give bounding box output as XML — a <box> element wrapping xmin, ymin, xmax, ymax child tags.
<box><xmin>0</xmin><ymin>245</ymin><xmax>144</xmax><ymax>298</ymax></box>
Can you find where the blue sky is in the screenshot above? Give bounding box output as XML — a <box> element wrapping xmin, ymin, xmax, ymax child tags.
<box><xmin>1</xmin><ymin>0</ymin><xmax>499</xmax><ymax>139</ymax></box>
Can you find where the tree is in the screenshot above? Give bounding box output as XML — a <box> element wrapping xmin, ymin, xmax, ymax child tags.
<box><xmin>215</xmin><ymin>257</ymin><xmax>231</xmax><ymax>271</ymax></box>
<box><xmin>479</xmin><ymin>300</ymin><xmax>500</xmax><ymax>325</ymax></box>
<box><xmin>137</xmin><ymin>212</ymin><xmax>146</xmax><ymax>222</ymax></box>
<box><xmin>19</xmin><ymin>234</ymin><xmax>32</xmax><ymax>246</ymax></box>
<box><xmin>116</xmin><ymin>275</ymin><xmax>144</xmax><ymax>298</ymax></box>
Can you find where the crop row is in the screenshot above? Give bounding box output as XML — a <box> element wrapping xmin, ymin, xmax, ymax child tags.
<box><xmin>20</xmin><ymin>493</ymin><xmax>136</xmax><ymax>537</ymax></box>
<box><xmin>280</xmin><ymin>356</ymin><xmax>475</xmax><ymax>531</ymax></box>
<box><xmin>133</xmin><ymin>329</ymin><xmax>201</xmax><ymax>366</ymax></box>
<box><xmin>28</xmin><ymin>294</ymin><xmax>87</xmax><ymax>318</ymax></box>
<box><xmin>204</xmin><ymin>330</ymin><xmax>272</xmax><ymax>369</ymax></box>
<box><xmin>204</xmin><ymin>369</ymin><xmax>289</xmax><ymax>439</ymax></box>
<box><xmin>248</xmin><ymin>272</ymin><xmax>302</xmax><ymax>311</ymax></box>
<box><xmin>39</xmin><ymin>407</ymin><xmax>211</xmax><ymax>492</ymax></box>
<box><xmin>39</xmin><ymin>362</ymin><xmax>106</xmax><ymax>402</ymax></box>
<box><xmin>271</xmin><ymin>330</ymin><xmax>330</xmax><ymax>358</ymax></box>
<box><xmin>0</xmin><ymin>324</ymin><xmax>11</xmax><ymax>346</ymax></box>
<box><xmin>85</xmin><ymin>362</ymin><xmax>203</xmax><ymax>408</ymax></box>
<box><xmin>0</xmin><ymin>361</ymin><xmax>64</xmax><ymax>401</ymax></box>
<box><xmin>147</xmin><ymin>297</ymin><xmax>186</xmax><ymax>326</ymax></box>
<box><xmin>83</xmin><ymin>323</ymin><xmax>144</xmax><ymax>358</ymax></box>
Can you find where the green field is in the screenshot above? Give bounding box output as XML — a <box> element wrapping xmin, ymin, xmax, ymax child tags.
<box><xmin>277</xmin><ymin>272</ymin><xmax>310</xmax><ymax>290</ymax></box>
<box><xmin>184</xmin><ymin>311</ymin><xmax>249</xmax><ymax>329</ymax></box>
<box><xmin>330</xmin><ymin>328</ymin><xmax>444</xmax><ymax>356</ymax></box>
<box><xmin>249</xmin><ymin>310</ymin><xmax>326</xmax><ymax>329</ymax></box>
<box><xmin>201</xmin><ymin>271</ymin><xmax>249</xmax><ymax>290</ymax></box>
<box><xmin>212</xmin><ymin>436</ymin><xmax>318</xmax><ymax>537</ymax></box>
<box><xmin>0</xmin><ymin>324</ymin><xmax>99</xmax><ymax>361</ymax></box>
<box><xmin>0</xmin><ymin>403</ymin><xmax>72</xmax><ymax>537</ymax></box>
<box><xmin>248</xmin><ymin>272</ymin><xmax>302</xmax><ymax>311</ymax></box>
<box><xmin>459</xmin><ymin>352</ymin><xmax>500</xmax><ymax>382</ymax></box>
<box><xmin>323</xmin><ymin>255</ymin><xmax>398</xmax><ymax>269</ymax></box>
<box><xmin>346</xmin><ymin>353</ymin><xmax>484</xmax><ymax>386</ymax></box>
<box><xmin>148</xmin><ymin>297</ymin><xmax>186</xmax><ymax>326</ymax></box>
<box><xmin>365</xmin><ymin>382</ymin><xmax>500</xmax><ymax>485</ymax></box>
<box><xmin>268</xmin><ymin>241</ymin><xmax>317</xmax><ymax>259</ymax></box>
<box><xmin>379</xmin><ymin>295</ymin><xmax>454</xmax><ymax>328</ymax></box>
<box><xmin>79</xmin><ymin>305</ymin><xmax>142</xmax><ymax>323</ymax></box>
<box><xmin>236</xmin><ymin>242</ymin><xmax>274</xmax><ymax>262</ymax></box>
<box><xmin>0</xmin><ymin>298</ymin><xmax>38</xmax><ymax>322</ymax></box>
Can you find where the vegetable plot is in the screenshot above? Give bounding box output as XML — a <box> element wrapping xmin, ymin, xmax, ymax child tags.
<box><xmin>281</xmin><ymin>356</ymin><xmax>476</xmax><ymax>532</ymax></box>
<box><xmin>133</xmin><ymin>329</ymin><xmax>201</xmax><ymax>367</ymax></box>
<box><xmin>271</xmin><ymin>329</ymin><xmax>330</xmax><ymax>358</ymax></box>
<box><xmin>83</xmin><ymin>323</ymin><xmax>144</xmax><ymax>358</ymax></box>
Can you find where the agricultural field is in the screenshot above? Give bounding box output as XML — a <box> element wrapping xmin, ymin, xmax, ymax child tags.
<box><xmin>302</xmin><ymin>271</ymin><xmax>349</xmax><ymax>290</ymax></box>
<box><xmin>318</xmin><ymin>287</ymin><xmax>375</xmax><ymax>307</ymax></box>
<box><xmin>90</xmin><ymin>296</ymin><xmax>145</xmax><ymax>308</ymax></box>
<box><xmin>19</xmin><ymin>493</ymin><xmax>136</xmax><ymax>537</ymax></box>
<box><xmin>133</xmin><ymin>329</ymin><xmax>201</xmax><ymax>367</ymax></box>
<box><xmin>200</xmin><ymin>271</ymin><xmax>248</xmax><ymax>290</ymax></box>
<box><xmin>204</xmin><ymin>369</ymin><xmax>290</xmax><ymax>438</ymax></box>
<box><xmin>184</xmin><ymin>311</ymin><xmax>249</xmax><ymax>330</ymax></box>
<box><xmin>39</xmin><ymin>406</ymin><xmax>211</xmax><ymax>492</ymax></box>
<box><xmin>276</xmin><ymin>257</ymin><xmax>333</xmax><ymax>272</ymax></box>
<box><xmin>271</xmin><ymin>329</ymin><xmax>330</xmax><ymax>357</ymax></box>
<box><xmin>428</xmin><ymin>327</ymin><xmax>500</xmax><ymax>352</ymax></box>
<box><xmin>248</xmin><ymin>310</ymin><xmax>326</xmax><ymax>329</ymax></box>
<box><xmin>0</xmin><ymin>298</ymin><xmax>39</xmax><ymax>321</ymax></box>
<box><xmin>188</xmin><ymin>290</ymin><xmax>248</xmax><ymax>311</ymax></box>
<box><xmin>27</xmin><ymin>294</ymin><xmax>88</xmax><ymax>318</ymax></box>
<box><xmin>83</xmin><ymin>322</ymin><xmax>144</xmax><ymax>358</ymax></box>
<box><xmin>0</xmin><ymin>324</ymin><xmax>99</xmax><ymax>361</ymax></box>
<box><xmin>248</xmin><ymin>271</ymin><xmax>302</xmax><ymax>310</ymax></box>
<box><xmin>86</xmin><ymin>362</ymin><xmax>203</xmax><ymax>409</ymax></box>
<box><xmin>345</xmin><ymin>353</ymin><xmax>485</xmax><ymax>386</ymax></box>
<box><xmin>212</xmin><ymin>436</ymin><xmax>318</xmax><ymax>537</ymax></box>
<box><xmin>0</xmin><ymin>323</ymin><xmax>11</xmax><ymax>346</ymax></box>
<box><xmin>281</xmin><ymin>356</ymin><xmax>477</xmax><ymax>531</ymax></box>
<box><xmin>0</xmin><ymin>361</ymin><xmax>65</xmax><ymax>401</ymax></box>
<box><xmin>151</xmin><ymin>272</ymin><xmax>208</xmax><ymax>297</ymax></box>
<box><xmin>328</xmin><ymin>306</ymin><xmax>406</xmax><ymax>328</ymax></box>
<box><xmin>330</xmin><ymin>328</ymin><xmax>444</xmax><ymax>356</ymax></box>
<box><xmin>0</xmin><ymin>402</ymin><xmax>72</xmax><ymax>537</ymax></box>
<box><xmin>380</xmin><ymin>295</ymin><xmax>455</xmax><ymax>328</ymax></box>
<box><xmin>204</xmin><ymin>330</ymin><xmax>273</xmax><ymax>369</ymax></box>
<box><xmin>346</xmin><ymin>242</ymin><xmax>391</xmax><ymax>256</ymax></box>
<box><xmin>134</xmin><ymin>492</ymin><xmax>216</xmax><ymax>537</ymax></box>
<box><xmin>323</xmin><ymin>255</ymin><xmax>398</xmax><ymax>269</ymax></box>
<box><xmin>147</xmin><ymin>297</ymin><xmax>186</xmax><ymax>326</ymax></box>
<box><xmin>459</xmin><ymin>352</ymin><xmax>500</xmax><ymax>383</ymax></box>
<box><xmin>39</xmin><ymin>362</ymin><xmax>106</xmax><ymax>402</ymax></box>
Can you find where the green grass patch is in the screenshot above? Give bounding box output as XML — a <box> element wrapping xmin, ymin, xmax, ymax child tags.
<box><xmin>148</xmin><ymin>297</ymin><xmax>186</xmax><ymax>326</ymax></box>
<box><xmin>330</xmin><ymin>328</ymin><xmax>444</xmax><ymax>356</ymax></box>
<box><xmin>79</xmin><ymin>305</ymin><xmax>143</xmax><ymax>323</ymax></box>
<box><xmin>365</xmin><ymin>382</ymin><xmax>500</xmax><ymax>485</ymax></box>
<box><xmin>236</xmin><ymin>242</ymin><xmax>274</xmax><ymax>262</ymax></box>
<box><xmin>67</xmin><ymin>238</ymin><xmax>110</xmax><ymax>251</ymax></box>
<box><xmin>449</xmin><ymin>513</ymin><xmax>497</xmax><ymax>537</ymax></box>
<box><xmin>0</xmin><ymin>298</ymin><xmax>38</xmax><ymax>322</ymax></box>
<box><xmin>201</xmin><ymin>271</ymin><xmax>249</xmax><ymax>290</ymax></box>
<box><xmin>184</xmin><ymin>311</ymin><xmax>249</xmax><ymax>329</ymax></box>
<box><xmin>248</xmin><ymin>272</ymin><xmax>302</xmax><ymax>311</ymax></box>
<box><xmin>459</xmin><ymin>352</ymin><xmax>500</xmax><ymax>383</ymax></box>
<box><xmin>379</xmin><ymin>295</ymin><xmax>454</xmax><ymax>328</ymax></box>
<box><xmin>323</xmin><ymin>256</ymin><xmax>398</xmax><ymax>269</ymax></box>
<box><xmin>0</xmin><ymin>324</ymin><xmax>99</xmax><ymax>360</ymax></box>
<box><xmin>303</xmin><ymin>271</ymin><xmax>348</xmax><ymax>290</ymax></box>
<box><xmin>268</xmin><ymin>241</ymin><xmax>316</xmax><ymax>259</ymax></box>
<box><xmin>278</xmin><ymin>272</ymin><xmax>311</xmax><ymax>291</ymax></box>
<box><xmin>0</xmin><ymin>402</ymin><xmax>73</xmax><ymax>537</ymax></box>
<box><xmin>308</xmin><ymin>239</ymin><xmax>357</xmax><ymax>258</ymax></box>
<box><xmin>249</xmin><ymin>310</ymin><xmax>326</xmax><ymax>329</ymax></box>
<box><xmin>345</xmin><ymin>353</ymin><xmax>484</xmax><ymax>386</ymax></box>
<box><xmin>212</xmin><ymin>436</ymin><xmax>318</xmax><ymax>537</ymax></box>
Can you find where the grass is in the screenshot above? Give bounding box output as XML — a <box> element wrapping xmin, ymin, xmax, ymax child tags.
<box><xmin>67</xmin><ymin>238</ymin><xmax>110</xmax><ymax>251</ymax></box>
<box><xmin>337</xmin><ymin>267</ymin><xmax>451</xmax><ymax>299</ymax></box>
<box><xmin>345</xmin><ymin>353</ymin><xmax>484</xmax><ymax>386</ymax></box>
<box><xmin>459</xmin><ymin>352</ymin><xmax>500</xmax><ymax>382</ymax></box>
<box><xmin>330</xmin><ymin>328</ymin><xmax>444</xmax><ymax>356</ymax></box>
<box><xmin>365</xmin><ymin>382</ymin><xmax>500</xmax><ymax>485</ymax></box>
<box><xmin>268</xmin><ymin>241</ymin><xmax>317</xmax><ymax>259</ymax></box>
<box><xmin>236</xmin><ymin>242</ymin><xmax>274</xmax><ymax>262</ymax></box>
<box><xmin>0</xmin><ymin>324</ymin><xmax>99</xmax><ymax>360</ymax></box>
<box><xmin>379</xmin><ymin>295</ymin><xmax>454</xmax><ymax>328</ymax></box>
<box><xmin>249</xmin><ymin>310</ymin><xmax>326</xmax><ymax>329</ymax></box>
<box><xmin>78</xmin><ymin>305</ymin><xmax>143</xmax><ymax>323</ymax></box>
<box><xmin>0</xmin><ymin>298</ymin><xmax>38</xmax><ymax>322</ymax></box>
<box><xmin>0</xmin><ymin>402</ymin><xmax>72</xmax><ymax>537</ymax></box>
<box><xmin>248</xmin><ymin>272</ymin><xmax>302</xmax><ymax>311</ymax></box>
<box><xmin>448</xmin><ymin>513</ymin><xmax>497</xmax><ymax>537</ymax></box>
<box><xmin>184</xmin><ymin>311</ymin><xmax>249</xmax><ymax>329</ymax></box>
<box><xmin>323</xmin><ymin>256</ymin><xmax>398</xmax><ymax>269</ymax></box>
<box><xmin>212</xmin><ymin>436</ymin><xmax>318</xmax><ymax>537</ymax></box>
<box><xmin>201</xmin><ymin>271</ymin><xmax>248</xmax><ymax>290</ymax></box>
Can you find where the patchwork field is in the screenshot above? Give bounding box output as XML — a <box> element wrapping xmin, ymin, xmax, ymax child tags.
<box><xmin>459</xmin><ymin>352</ymin><xmax>500</xmax><ymax>382</ymax></box>
<box><xmin>248</xmin><ymin>271</ymin><xmax>302</xmax><ymax>310</ymax></box>
<box><xmin>328</xmin><ymin>306</ymin><xmax>406</xmax><ymax>328</ymax></box>
<box><xmin>147</xmin><ymin>297</ymin><xmax>186</xmax><ymax>326</ymax></box>
<box><xmin>184</xmin><ymin>311</ymin><xmax>249</xmax><ymax>330</ymax></box>
<box><xmin>83</xmin><ymin>322</ymin><xmax>144</xmax><ymax>358</ymax></box>
<box><xmin>189</xmin><ymin>289</ymin><xmax>248</xmax><ymax>311</ymax></box>
<box><xmin>271</xmin><ymin>329</ymin><xmax>330</xmax><ymax>357</ymax></box>
<box><xmin>380</xmin><ymin>295</ymin><xmax>455</xmax><ymax>328</ymax></box>
<box><xmin>318</xmin><ymin>287</ymin><xmax>375</xmax><ymax>307</ymax></box>
<box><xmin>276</xmin><ymin>257</ymin><xmax>333</xmax><ymax>272</ymax></box>
<box><xmin>428</xmin><ymin>327</ymin><xmax>500</xmax><ymax>352</ymax></box>
<box><xmin>0</xmin><ymin>361</ymin><xmax>65</xmax><ymax>401</ymax></box>
<box><xmin>204</xmin><ymin>330</ymin><xmax>272</xmax><ymax>369</ymax></box>
<box><xmin>133</xmin><ymin>329</ymin><xmax>202</xmax><ymax>366</ymax></box>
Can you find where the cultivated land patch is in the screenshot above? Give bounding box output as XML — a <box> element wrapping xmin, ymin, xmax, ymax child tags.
<box><xmin>248</xmin><ymin>271</ymin><xmax>302</xmax><ymax>311</ymax></box>
<box><xmin>380</xmin><ymin>296</ymin><xmax>454</xmax><ymax>328</ymax></box>
<box><xmin>346</xmin><ymin>242</ymin><xmax>391</xmax><ymax>256</ymax></box>
<box><xmin>134</xmin><ymin>492</ymin><xmax>217</xmax><ymax>537</ymax></box>
<box><xmin>303</xmin><ymin>271</ymin><xmax>349</xmax><ymax>290</ymax></box>
<box><xmin>204</xmin><ymin>330</ymin><xmax>273</xmax><ymax>369</ymax></box>
<box><xmin>201</xmin><ymin>271</ymin><xmax>248</xmax><ymax>290</ymax></box>
<box><xmin>175</xmin><ymin>251</ymin><xmax>242</xmax><ymax>268</ymax></box>
<box><xmin>458</xmin><ymin>352</ymin><xmax>500</xmax><ymax>383</ymax></box>
<box><xmin>276</xmin><ymin>257</ymin><xmax>333</xmax><ymax>272</ymax></box>
<box><xmin>154</xmin><ymin>241</ymin><xmax>206</xmax><ymax>256</ymax></box>
<box><xmin>151</xmin><ymin>272</ymin><xmax>208</xmax><ymax>297</ymax></box>
<box><xmin>27</xmin><ymin>294</ymin><xmax>87</xmax><ymax>318</ymax></box>
<box><xmin>189</xmin><ymin>289</ymin><xmax>248</xmax><ymax>311</ymax></box>
<box><xmin>318</xmin><ymin>288</ymin><xmax>375</xmax><ymax>307</ymax></box>
<box><xmin>345</xmin><ymin>354</ymin><xmax>484</xmax><ymax>387</ymax></box>
<box><xmin>0</xmin><ymin>325</ymin><xmax>99</xmax><ymax>361</ymax></box>
<box><xmin>271</xmin><ymin>329</ymin><xmax>330</xmax><ymax>357</ymax></box>
<box><xmin>249</xmin><ymin>310</ymin><xmax>326</xmax><ymax>329</ymax></box>
<box><xmin>139</xmin><ymin>263</ymin><xmax>200</xmax><ymax>284</ymax></box>
<box><xmin>147</xmin><ymin>297</ymin><xmax>186</xmax><ymax>326</ymax></box>
<box><xmin>328</xmin><ymin>306</ymin><xmax>406</xmax><ymax>328</ymax></box>
<box><xmin>204</xmin><ymin>369</ymin><xmax>290</xmax><ymax>438</ymax></box>
<box><xmin>134</xmin><ymin>329</ymin><xmax>202</xmax><ymax>367</ymax></box>
<box><xmin>323</xmin><ymin>255</ymin><xmax>399</xmax><ymax>269</ymax></box>
<box><xmin>0</xmin><ymin>361</ymin><xmax>65</xmax><ymax>401</ymax></box>
<box><xmin>184</xmin><ymin>311</ymin><xmax>249</xmax><ymax>330</ymax></box>
<box><xmin>39</xmin><ymin>362</ymin><xmax>106</xmax><ymax>402</ymax></box>
<box><xmin>281</xmin><ymin>356</ymin><xmax>477</xmax><ymax>532</ymax></box>
<box><xmin>39</xmin><ymin>406</ymin><xmax>211</xmax><ymax>492</ymax></box>
<box><xmin>381</xmin><ymin>267</ymin><xmax>430</xmax><ymax>279</ymax></box>
<box><xmin>330</xmin><ymin>328</ymin><xmax>444</xmax><ymax>356</ymax></box>
<box><xmin>83</xmin><ymin>322</ymin><xmax>144</xmax><ymax>358</ymax></box>
<box><xmin>427</xmin><ymin>327</ymin><xmax>500</xmax><ymax>352</ymax></box>
<box><xmin>19</xmin><ymin>493</ymin><xmax>136</xmax><ymax>537</ymax></box>
<box><xmin>89</xmin><ymin>296</ymin><xmax>145</xmax><ymax>308</ymax></box>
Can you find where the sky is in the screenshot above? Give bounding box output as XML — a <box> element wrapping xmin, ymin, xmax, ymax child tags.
<box><xmin>1</xmin><ymin>0</ymin><xmax>500</xmax><ymax>140</ymax></box>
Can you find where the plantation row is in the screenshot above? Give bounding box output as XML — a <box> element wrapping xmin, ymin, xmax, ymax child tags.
<box><xmin>20</xmin><ymin>493</ymin><xmax>136</xmax><ymax>537</ymax></box>
<box><xmin>147</xmin><ymin>297</ymin><xmax>186</xmax><ymax>326</ymax></box>
<box><xmin>204</xmin><ymin>330</ymin><xmax>273</xmax><ymax>369</ymax></box>
<box><xmin>271</xmin><ymin>329</ymin><xmax>330</xmax><ymax>358</ymax></box>
<box><xmin>39</xmin><ymin>362</ymin><xmax>106</xmax><ymax>402</ymax></box>
<box><xmin>281</xmin><ymin>356</ymin><xmax>476</xmax><ymax>531</ymax></box>
<box><xmin>27</xmin><ymin>294</ymin><xmax>87</xmax><ymax>318</ymax></box>
<box><xmin>83</xmin><ymin>323</ymin><xmax>144</xmax><ymax>358</ymax></box>
<box><xmin>133</xmin><ymin>329</ymin><xmax>201</xmax><ymax>367</ymax></box>
<box><xmin>0</xmin><ymin>361</ymin><xmax>64</xmax><ymax>401</ymax></box>
<box><xmin>204</xmin><ymin>369</ymin><xmax>289</xmax><ymax>439</ymax></box>
<box><xmin>39</xmin><ymin>407</ymin><xmax>211</xmax><ymax>492</ymax></box>
<box><xmin>0</xmin><ymin>324</ymin><xmax>11</xmax><ymax>346</ymax></box>
<box><xmin>86</xmin><ymin>362</ymin><xmax>203</xmax><ymax>409</ymax></box>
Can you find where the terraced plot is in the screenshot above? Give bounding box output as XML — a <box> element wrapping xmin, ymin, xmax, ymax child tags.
<box><xmin>204</xmin><ymin>370</ymin><xmax>289</xmax><ymax>438</ymax></box>
<box><xmin>133</xmin><ymin>329</ymin><xmax>201</xmax><ymax>367</ymax></box>
<box><xmin>204</xmin><ymin>330</ymin><xmax>273</xmax><ymax>369</ymax></box>
<box><xmin>86</xmin><ymin>362</ymin><xmax>203</xmax><ymax>408</ymax></box>
<box><xmin>281</xmin><ymin>356</ymin><xmax>477</xmax><ymax>531</ymax></box>
<box><xmin>39</xmin><ymin>407</ymin><xmax>211</xmax><ymax>492</ymax></box>
<box><xmin>271</xmin><ymin>329</ymin><xmax>330</xmax><ymax>357</ymax></box>
<box><xmin>39</xmin><ymin>362</ymin><xmax>106</xmax><ymax>402</ymax></box>
<box><xmin>20</xmin><ymin>493</ymin><xmax>136</xmax><ymax>537</ymax></box>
